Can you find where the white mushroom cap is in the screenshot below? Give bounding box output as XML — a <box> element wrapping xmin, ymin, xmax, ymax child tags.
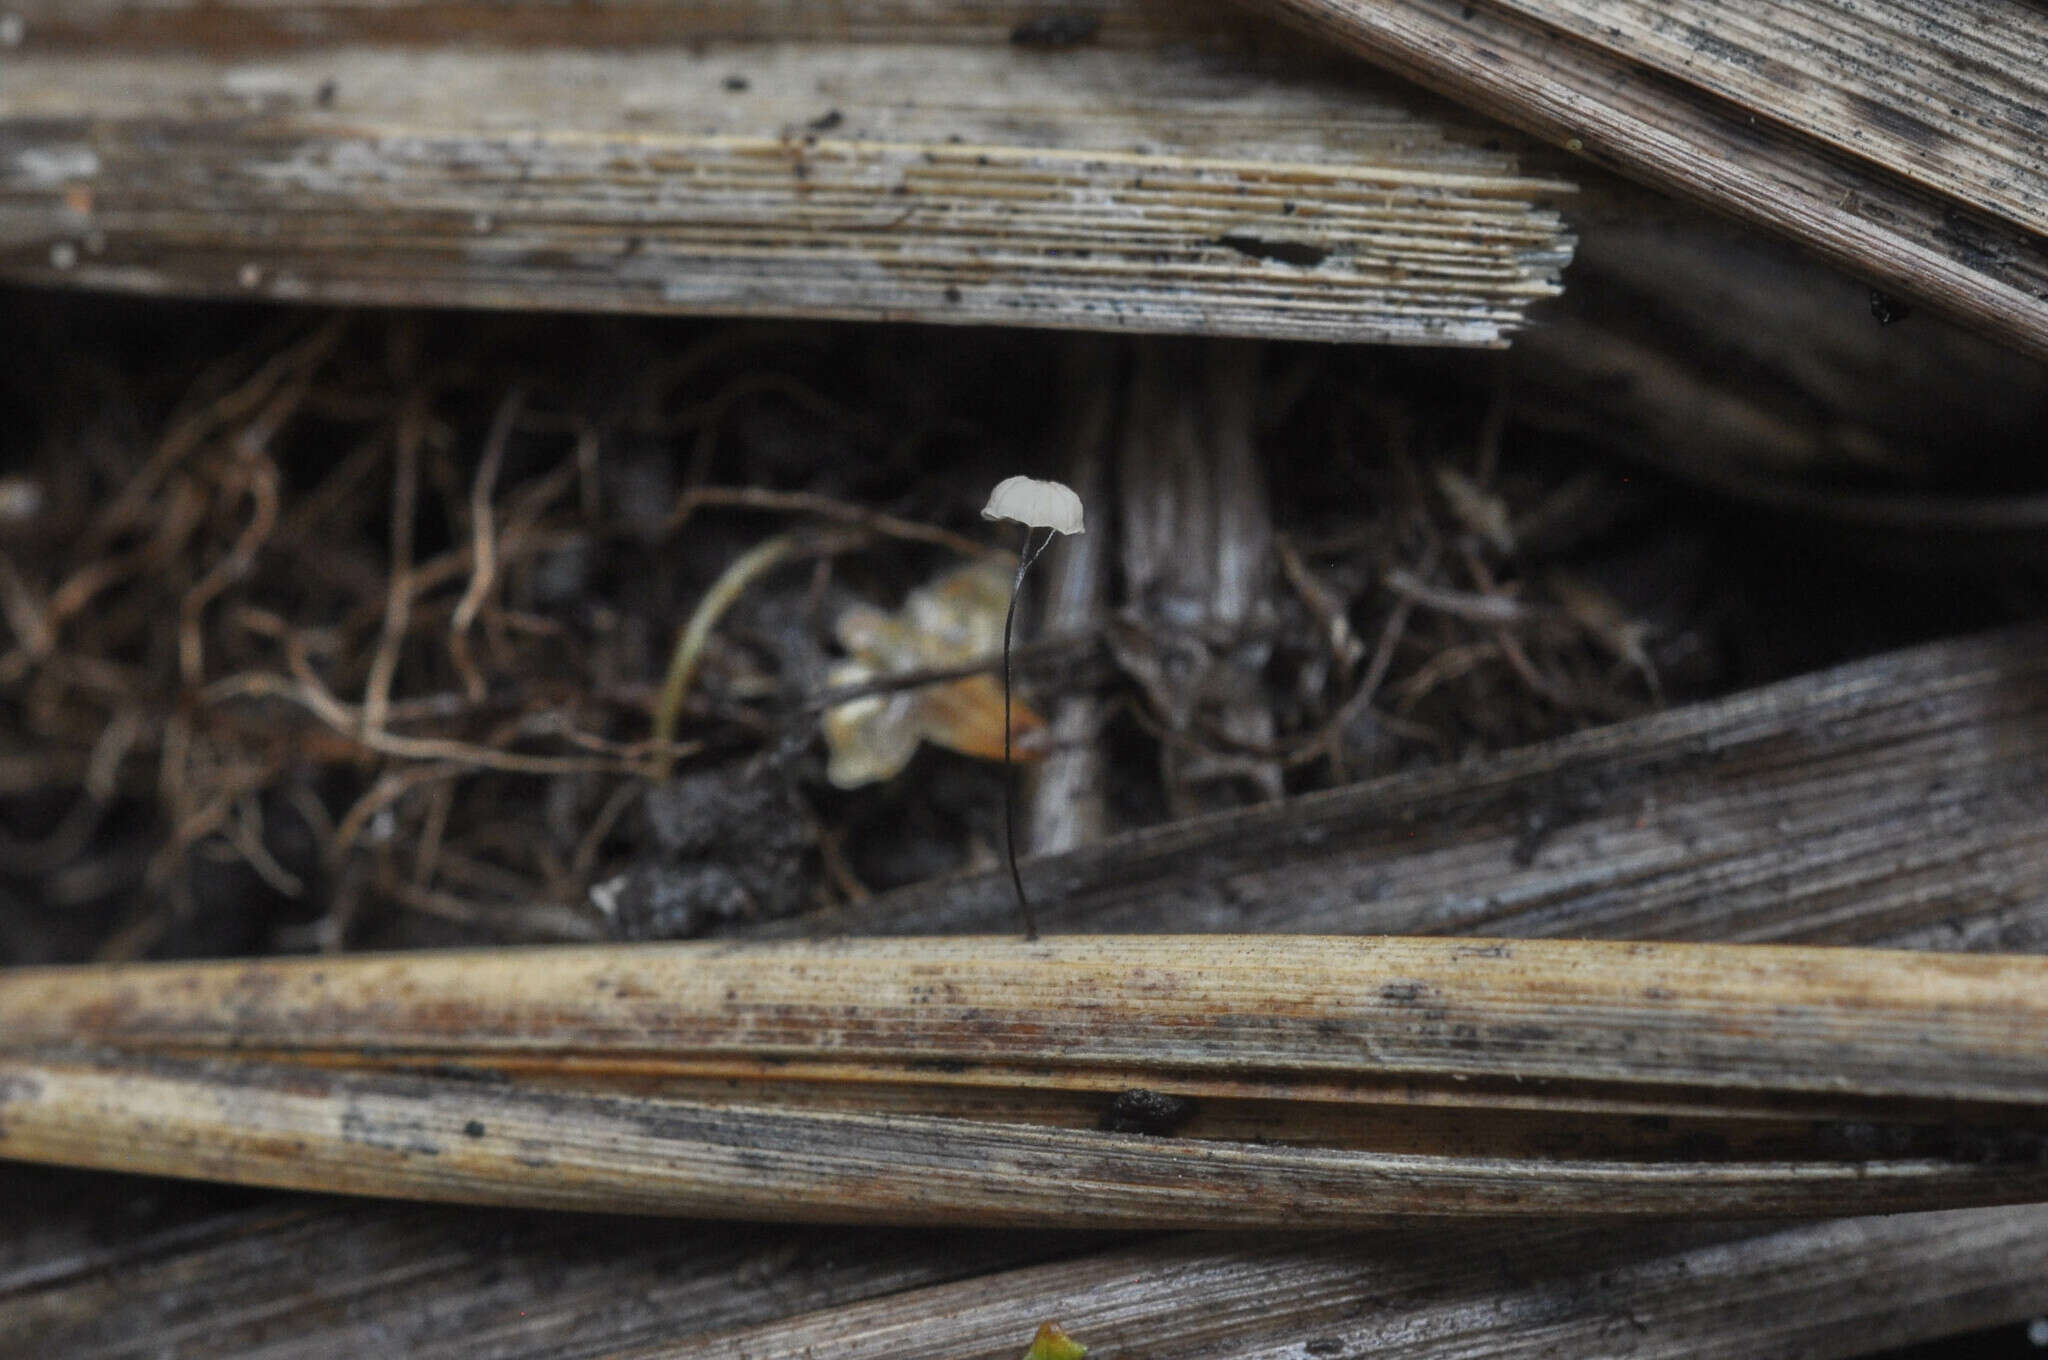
<box><xmin>980</xmin><ymin>476</ymin><xmax>1085</xmax><ymax>535</ymax></box>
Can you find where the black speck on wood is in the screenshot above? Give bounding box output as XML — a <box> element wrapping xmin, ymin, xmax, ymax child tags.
<box><xmin>1217</xmin><ymin>233</ymin><xmax>1330</xmax><ymax>267</ymax></box>
<box><xmin>1010</xmin><ymin>13</ymin><xmax>1103</xmax><ymax>49</ymax></box>
<box><xmin>1100</xmin><ymin>1088</ymin><xmax>1198</xmax><ymax>1136</ymax></box>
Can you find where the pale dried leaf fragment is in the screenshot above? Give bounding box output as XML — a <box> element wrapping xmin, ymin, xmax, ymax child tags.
<box><xmin>822</xmin><ymin>558</ymin><xmax>1042</xmax><ymax>788</ymax></box>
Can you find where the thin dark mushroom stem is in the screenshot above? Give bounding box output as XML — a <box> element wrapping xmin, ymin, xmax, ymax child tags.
<box><xmin>1002</xmin><ymin>525</ymin><xmax>1055</xmax><ymax>939</ymax></box>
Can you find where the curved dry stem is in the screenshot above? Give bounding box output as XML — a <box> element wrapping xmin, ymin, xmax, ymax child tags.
<box><xmin>648</xmin><ymin>533</ymin><xmax>801</xmax><ymax>779</ymax></box>
<box><xmin>1002</xmin><ymin>525</ymin><xmax>1054</xmax><ymax>939</ymax></box>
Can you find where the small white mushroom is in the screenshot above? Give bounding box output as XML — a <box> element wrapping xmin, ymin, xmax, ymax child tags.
<box><xmin>981</xmin><ymin>476</ymin><xmax>1085</xmax><ymax>537</ymax></box>
<box><xmin>980</xmin><ymin>475</ymin><xmax>1085</xmax><ymax>940</ymax></box>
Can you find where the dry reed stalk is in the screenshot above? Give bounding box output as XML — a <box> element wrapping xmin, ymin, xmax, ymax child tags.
<box><xmin>4</xmin><ymin>935</ymin><xmax>2048</xmax><ymax>1224</ymax></box>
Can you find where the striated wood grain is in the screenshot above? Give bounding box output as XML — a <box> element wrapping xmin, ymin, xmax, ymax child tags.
<box><xmin>6</xmin><ymin>1159</ymin><xmax>2042</xmax><ymax>1359</ymax></box>
<box><xmin>7</xmin><ymin>933</ymin><xmax>2048</xmax><ymax>1224</ymax></box>
<box><xmin>4</xmin><ymin>1045</ymin><xmax>2047</xmax><ymax>1227</ymax></box>
<box><xmin>10</xmin><ymin>935</ymin><xmax>2048</xmax><ymax>1109</ymax></box>
<box><xmin>1494</xmin><ymin>0</ymin><xmax>2048</xmax><ymax>231</ymax></box>
<box><xmin>1263</xmin><ymin>0</ymin><xmax>2048</xmax><ymax>358</ymax></box>
<box><xmin>674</xmin><ymin>1211</ymin><xmax>2048</xmax><ymax>1359</ymax></box>
<box><xmin>0</xmin><ymin>27</ymin><xmax>1574</xmax><ymax>344</ymax></box>
<box><xmin>804</xmin><ymin>624</ymin><xmax>2048</xmax><ymax>948</ymax></box>
<box><xmin>0</xmin><ymin>1165</ymin><xmax>1103</xmax><ymax>1359</ymax></box>
<box><xmin>667</xmin><ymin>1212</ymin><xmax>2048</xmax><ymax>1360</ymax></box>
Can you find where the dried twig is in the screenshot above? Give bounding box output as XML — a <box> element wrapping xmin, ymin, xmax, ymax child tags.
<box><xmin>362</xmin><ymin>397</ymin><xmax>425</xmax><ymax>740</ymax></box>
<box><xmin>447</xmin><ymin>389</ymin><xmax>525</xmax><ymax>703</ymax></box>
<box><xmin>667</xmin><ymin>485</ymin><xmax>993</xmax><ymax>560</ymax></box>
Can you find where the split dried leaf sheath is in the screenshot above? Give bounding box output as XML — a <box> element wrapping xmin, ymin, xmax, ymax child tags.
<box><xmin>4</xmin><ymin>936</ymin><xmax>2048</xmax><ymax>1225</ymax></box>
<box><xmin>12</xmin><ymin>936</ymin><xmax>2048</xmax><ymax>1103</ymax></box>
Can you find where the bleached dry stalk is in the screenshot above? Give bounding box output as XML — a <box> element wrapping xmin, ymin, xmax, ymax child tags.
<box><xmin>4</xmin><ymin>935</ymin><xmax>2047</xmax><ymax>1225</ymax></box>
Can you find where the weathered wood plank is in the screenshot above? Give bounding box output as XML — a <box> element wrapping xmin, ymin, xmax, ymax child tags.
<box><xmin>1494</xmin><ymin>0</ymin><xmax>2048</xmax><ymax>232</ymax></box>
<box><xmin>8</xmin><ymin>1160</ymin><xmax>2041</xmax><ymax>1360</ymax></box>
<box><xmin>1263</xmin><ymin>0</ymin><xmax>2048</xmax><ymax>358</ymax></box>
<box><xmin>0</xmin><ymin>35</ymin><xmax>1574</xmax><ymax>343</ymax></box>
<box><xmin>0</xmin><ymin>1165</ymin><xmax>1100</xmax><ymax>1359</ymax></box>
<box><xmin>805</xmin><ymin>625</ymin><xmax>2048</xmax><ymax>948</ymax></box>
<box><xmin>675</xmin><ymin>1210</ymin><xmax>2048</xmax><ymax>1359</ymax></box>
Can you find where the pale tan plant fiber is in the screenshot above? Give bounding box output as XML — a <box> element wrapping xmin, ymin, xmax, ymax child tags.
<box><xmin>5</xmin><ymin>934</ymin><xmax>2048</xmax><ymax>1225</ymax></box>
